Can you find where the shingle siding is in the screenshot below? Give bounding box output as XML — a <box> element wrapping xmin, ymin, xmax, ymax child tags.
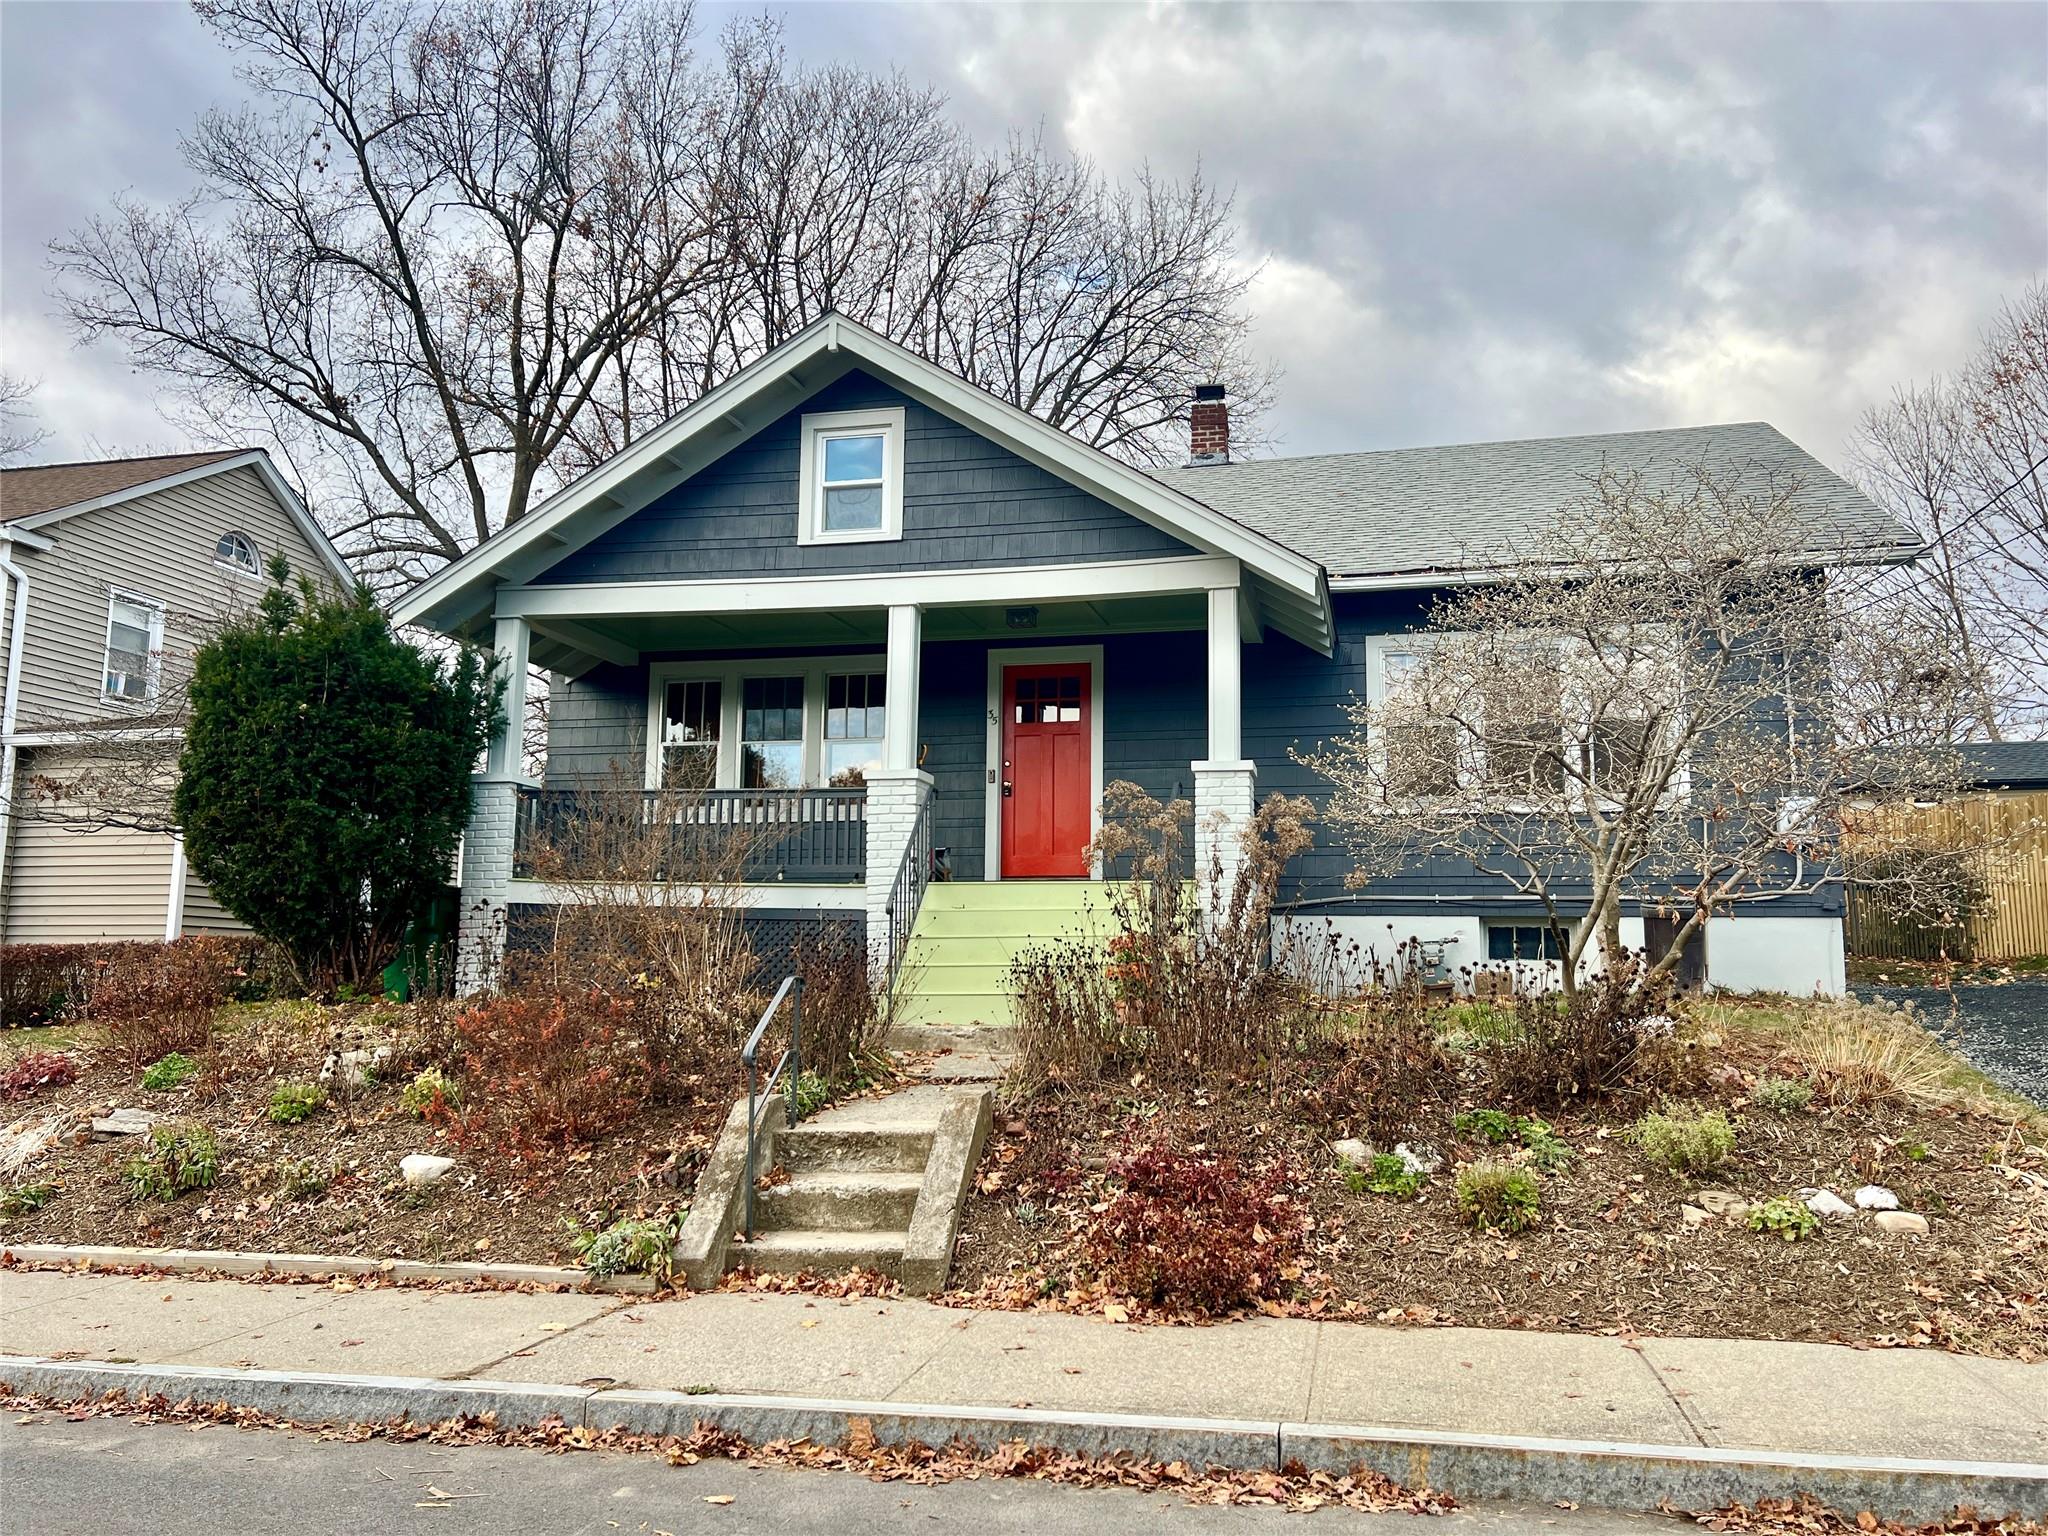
<box><xmin>536</xmin><ymin>372</ymin><xmax>1197</xmax><ymax>584</ymax></box>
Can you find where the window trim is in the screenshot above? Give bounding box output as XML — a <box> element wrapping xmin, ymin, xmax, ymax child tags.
<box><xmin>213</xmin><ymin>529</ymin><xmax>261</xmax><ymax>578</ymax></box>
<box><xmin>102</xmin><ymin>589</ymin><xmax>167</xmax><ymax>706</ymax></box>
<box><xmin>795</xmin><ymin>407</ymin><xmax>905</xmax><ymax>546</ymax></box>
<box><xmin>643</xmin><ymin>653</ymin><xmax>888</xmax><ymax>790</ymax></box>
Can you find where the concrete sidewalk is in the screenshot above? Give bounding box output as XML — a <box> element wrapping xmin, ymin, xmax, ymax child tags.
<box><xmin>2</xmin><ymin>1266</ymin><xmax>2044</xmax><ymax>1514</ymax></box>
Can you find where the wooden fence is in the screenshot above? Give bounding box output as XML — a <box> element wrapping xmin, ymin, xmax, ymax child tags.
<box><xmin>1844</xmin><ymin>790</ymin><xmax>2048</xmax><ymax>961</ymax></box>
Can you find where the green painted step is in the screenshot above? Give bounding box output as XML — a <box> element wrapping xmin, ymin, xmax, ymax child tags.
<box><xmin>889</xmin><ymin>881</ymin><xmax>1112</xmax><ymax>1031</ymax></box>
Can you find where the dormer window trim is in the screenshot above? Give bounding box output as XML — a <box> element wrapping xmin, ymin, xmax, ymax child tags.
<box><xmin>796</xmin><ymin>406</ymin><xmax>905</xmax><ymax>546</ymax></box>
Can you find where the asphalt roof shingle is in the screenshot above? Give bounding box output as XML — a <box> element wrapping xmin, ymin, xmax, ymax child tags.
<box><xmin>0</xmin><ymin>450</ymin><xmax>247</xmax><ymax>523</ymax></box>
<box><xmin>1149</xmin><ymin>421</ymin><xmax>1920</xmax><ymax>581</ymax></box>
<box><xmin>1956</xmin><ymin>741</ymin><xmax>2048</xmax><ymax>789</ymax></box>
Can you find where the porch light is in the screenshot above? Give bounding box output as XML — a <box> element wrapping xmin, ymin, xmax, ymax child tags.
<box><xmin>1006</xmin><ymin>606</ymin><xmax>1039</xmax><ymax>630</ymax></box>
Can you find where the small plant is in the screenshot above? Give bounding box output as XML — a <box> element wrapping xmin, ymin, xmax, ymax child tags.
<box><xmin>0</xmin><ymin>1050</ymin><xmax>78</xmax><ymax>1101</ymax></box>
<box><xmin>0</xmin><ymin>1181</ymin><xmax>55</xmax><ymax>1219</ymax></box>
<box><xmin>276</xmin><ymin>1157</ymin><xmax>332</xmax><ymax>1201</ymax></box>
<box><xmin>1454</xmin><ymin>1159</ymin><xmax>1542</xmax><ymax>1235</ymax></box>
<box><xmin>268</xmin><ymin>1081</ymin><xmax>326</xmax><ymax>1124</ymax></box>
<box><xmin>124</xmin><ymin>1122</ymin><xmax>221</xmax><ymax>1201</ymax></box>
<box><xmin>789</xmin><ymin>1069</ymin><xmax>831</xmax><ymax>1119</ymax></box>
<box><xmin>1901</xmin><ymin>1139</ymin><xmax>1930</xmax><ymax>1162</ymax></box>
<box><xmin>1747</xmin><ymin>1196</ymin><xmax>1821</xmax><ymax>1243</ymax></box>
<box><xmin>1751</xmin><ymin>1077</ymin><xmax>1813</xmax><ymax>1113</ymax></box>
<box><xmin>1343</xmin><ymin>1152</ymin><xmax>1424</xmax><ymax>1199</ymax></box>
<box><xmin>400</xmin><ymin>1066</ymin><xmax>458</xmax><ymax>1119</ymax></box>
<box><xmin>568</xmin><ymin>1212</ymin><xmax>684</xmax><ymax>1283</ymax></box>
<box><xmin>1454</xmin><ymin>1108</ymin><xmax>1571</xmax><ymax>1169</ymax></box>
<box><xmin>1085</xmin><ymin>1146</ymin><xmax>1305</xmax><ymax>1314</ymax></box>
<box><xmin>1634</xmin><ymin>1108</ymin><xmax>1736</xmax><ymax>1176</ymax></box>
<box><xmin>1452</xmin><ymin>1108</ymin><xmax>1513</xmax><ymax>1143</ymax></box>
<box><xmin>141</xmin><ymin>1051</ymin><xmax>200</xmax><ymax>1092</ymax></box>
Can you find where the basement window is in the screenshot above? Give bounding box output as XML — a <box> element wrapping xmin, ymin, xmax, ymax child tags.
<box><xmin>797</xmin><ymin>407</ymin><xmax>904</xmax><ymax>545</ymax></box>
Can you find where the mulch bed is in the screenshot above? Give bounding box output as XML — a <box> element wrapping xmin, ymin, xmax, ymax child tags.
<box><xmin>0</xmin><ymin>1005</ymin><xmax>731</xmax><ymax>1267</ymax></box>
<box><xmin>946</xmin><ymin>1016</ymin><xmax>2048</xmax><ymax>1359</ymax></box>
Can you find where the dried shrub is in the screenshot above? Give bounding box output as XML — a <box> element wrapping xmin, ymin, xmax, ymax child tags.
<box><xmin>1634</xmin><ymin>1108</ymin><xmax>1736</xmax><ymax>1175</ymax></box>
<box><xmin>1083</xmin><ymin>1145</ymin><xmax>1304</xmax><ymax>1314</ymax></box>
<box><xmin>90</xmin><ymin>937</ymin><xmax>250</xmax><ymax>1066</ymax></box>
<box><xmin>1013</xmin><ymin>783</ymin><xmax>1317</xmax><ymax>1094</ymax></box>
<box><xmin>0</xmin><ymin>938</ymin><xmax>269</xmax><ymax>1028</ymax></box>
<box><xmin>1453</xmin><ymin>1159</ymin><xmax>1541</xmax><ymax>1235</ymax></box>
<box><xmin>1776</xmin><ymin>999</ymin><xmax>1959</xmax><ymax>1108</ymax></box>
<box><xmin>0</xmin><ymin>1050</ymin><xmax>78</xmax><ymax>1101</ymax></box>
<box><xmin>436</xmin><ymin>989</ymin><xmax>650</xmax><ymax>1162</ymax></box>
<box><xmin>1482</xmin><ymin>958</ymin><xmax>1686</xmax><ymax>1109</ymax></box>
<box><xmin>786</xmin><ymin>922</ymin><xmax>891</xmax><ymax>1089</ymax></box>
<box><xmin>1295</xmin><ymin>991</ymin><xmax>1448</xmax><ymax>1146</ymax></box>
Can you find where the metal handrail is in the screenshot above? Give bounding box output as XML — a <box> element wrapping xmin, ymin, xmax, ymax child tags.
<box><xmin>741</xmin><ymin>973</ymin><xmax>803</xmax><ymax>1242</ymax></box>
<box><xmin>883</xmin><ymin>789</ymin><xmax>935</xmax><ymax>984</ymax></box>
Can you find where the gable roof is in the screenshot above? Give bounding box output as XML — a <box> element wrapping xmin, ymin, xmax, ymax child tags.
<box><xmin>391</xmin><ymin>313</ymin><xmax>1334</xmax><ymax>653</ymax></box>
<box><xmin>1150</xmin><ymin>421</ymin><xmax>1922</xmax><ymax>587</ymax></box>
<box><xmin>1</xmin><ymin>450</ymin><xmax>245</xmax><ymax>522</ymax></box>
<box><xmin>0</xmin><ymin>448</ymin><xmax>355</xmax><ymax>586</ymax></box>
<box><xmin>1956</xmin><ymin>741</ymin><xmax>2048</xmax><ymax>791</ymax></box>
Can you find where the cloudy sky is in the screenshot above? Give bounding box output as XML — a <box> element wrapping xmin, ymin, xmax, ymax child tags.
<box><xmin>2</xmin><ymin>0</ymin><xmax>2043</xmax><ymax>476</ymax></box>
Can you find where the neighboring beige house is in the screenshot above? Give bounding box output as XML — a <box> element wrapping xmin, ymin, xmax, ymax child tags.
<box><xmin>0</xmin><ymin>450</ymin><xmax>353</xmax><ymax>943</ymax></box>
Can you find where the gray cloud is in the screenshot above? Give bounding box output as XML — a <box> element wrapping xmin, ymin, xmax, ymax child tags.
<box><xmin>4</xmin><ymin>0</ymin><xmax>2043</xmax><ymax>474</ymax></box>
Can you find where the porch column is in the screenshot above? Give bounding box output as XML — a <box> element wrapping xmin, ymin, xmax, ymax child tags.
<box><xmin>865</xmin><ymin>603</ymin><xmax>933</xmax><ymax>981</ymax></box>
<box><xmin>1193</xmin><ymin>584</ymin><xmax>1256</xmax><ymax>915</ymax></box>
<box><xmin>458</xmin><ymin>617</ymin><xmax>537</xmax><ymax>993</ymax></box>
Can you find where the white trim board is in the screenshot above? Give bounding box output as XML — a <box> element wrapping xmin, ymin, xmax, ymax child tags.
<box><xmin>983</xmin><ymin>644</ymin><xmax>1105</xmax><ymax>883</ymax></box>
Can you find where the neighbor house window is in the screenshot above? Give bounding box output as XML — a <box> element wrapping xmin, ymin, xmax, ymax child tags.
<box><xmin>659</xmin><ymin>677</ymin><xmax>722</xmax><ymax>791</ymax></box>
<box><xmin>215</xmin><ymin>530</ymin><xmax>259</xmax><ymax>575</ymax></box>
<box><xmin>1487</xmin><ymin>923</ymin><xmax>1562</xmax><ymax>962</ymax></box>
<box><xmin>740</xmin><ymin>675</ymin><xmax>805</xmax><ymax>789</ymax></box>
<box><xmin>824</xmin><ymin>672</ymin><xmax>886</xmax><ymax>786</ymax></box>
<box><xmin>103</xmin><ymin>592</ymin><xmax>165</xmax><ymax>703</ymax></box>
<box><xmin>797</xmin><ymin>407</ymin><xmax>905</xmax><ymax>544</ymax></box>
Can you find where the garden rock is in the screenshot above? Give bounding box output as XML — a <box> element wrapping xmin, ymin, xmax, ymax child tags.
<box><xmin>90</xmin><ymin>1108</ymin><xmax>162</xmax><ymax>1137</ymax></box>
<box><xmin>321</xmin><ymin>1046</ymin><xmax>392</xmax><ymax>1089</ymax></box>
<box><xmin>1393</xmin><ymin>1142</ymin><xmax>1442</xmax><ymax>1177</ymax></box>
<box><xmin>1854</xmin><ymin>1185</ymin><xmax>1900</xmax><ymax>1211</ymax></box>
<box><xmin>1799</xmin><ymin>1187</ymin><xmax>1855</xmax><ymax>1220</ymax></box>
<box><xmin>1873</xmin><ymin>1211</ymin><xmax>1929</xmax><ymax>1236</ymax></box>
<box><xmin>1681</xmin><ymin>1203</ymin><xmax>1711</xmax><ymax>1228</ymax></box>
<box><xmin>1697</xmin><ymin>1190</ymin><xmax>1748</xmax><ymax>1219</ymax></box>
<box><xmin>400</xmin><ymin>1154</ymin><xmax>456</xmax><ymax>1187</ymax></box>
<box><xmin>1331</xmin><ymin>1138</ymin><xmax>1371</xmax><ymax>1168</ymax></box>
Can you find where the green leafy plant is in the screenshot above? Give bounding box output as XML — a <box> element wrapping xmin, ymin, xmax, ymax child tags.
<box><xmin>1454</xmin><ymin>1159</ymin><xmax>1541</xmax><ymax>1235</ymax></box>
<box><xmin>400</xmin><ymin>1066</ymin><xmax>458</xmax><ymax>1120</ymax></box>
<box><xmin>1343</xmin><ymin>1152</ymin><xmax>1424</xmax><ymax>1199</ymax></box>
<box><xmin>172</xmin><ymin>560</ymin><xmax>500</xmax><ymax>992</ymax></box>
<box><xmin>124</xmin><ymin>1122</ymin><xmax>221</xmax><ymax>1201</ymax></box>
<box><xmin>1747</xmin><ymin>1196</ymin><xmax>1820</xmax><ymax>1243</ymax></box>
<box><xmin>1901</xmin><ymin>1140</ymin><xmax>1930</xmax><ymax>1162</ymax></box>
<box><xmin>1751</xmin><ymin>1077</ymin><xmax>1813</xmax><ymax>1113</ymax></box>
<box><xmin>1453</xmin><ymin>1108</ymin><xmax>1514</xmax><ymax>1143</ymax></box>
<box><xmin>1454</xmin><ymin>1108</ymin><xmax>1572</xmax><ymax>1169</ymax></box>
<box><xmin>789</xmin><ymin>1069</ymin><xmax>832</xmax><ymax>1119</ymax></box>
<box><xmin>268</xmin><ymin>1081</ymin><xmax>326</xmax><ymax>1124</ymax></box>
<box><xmin>1634</xmin><ymin>1108</ymin><xmax>1736</xmax><ymax>1176</ymax></box>
<box><xmin>276</xmin><ymin>1157</ymin><xmax>333</xmax><ymax>1201</ymax></box>
<box><xmin>141</xmin><ymin>1051</ymin><xmax>200</xmax><ymax>1092</ymax></box>
<box><xmin>568</xmin><ymin>1212</ymin><xmax>685</xmax><ymax>1283</ymax></box>
<box><xmin>0</xmin><ymin>1181</ymin><xmax>55</xmax><ymax>1219</ymax></box>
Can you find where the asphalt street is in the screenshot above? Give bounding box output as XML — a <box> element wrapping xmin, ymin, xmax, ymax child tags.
<box><xmin>0</xmin><ymin>1411</ymin><xmax>1680</xmax><ymax>1536</ymax></box>
<box><xmin>1854</xmin><ymin>978</ymin><xmax>2048</xmax><ymax>1106</ymax></box>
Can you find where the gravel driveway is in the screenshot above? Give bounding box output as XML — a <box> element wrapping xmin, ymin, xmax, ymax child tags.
<box><xmin>1852</xmin><ymin>978</ymin><xmax>2048</xmax><ymax>1108</ymax></box>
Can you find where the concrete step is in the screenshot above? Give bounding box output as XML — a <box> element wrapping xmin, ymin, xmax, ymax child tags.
<box><xmin>752</xmin><ymin>1170</ymin><xmax>922</xmax><ymax>1232</ymax></box>
<box><xmin>778</xmin><ymin>1121</ymin><xmax>934</xmax><ymax>1174</ymax></box>
<box><xmin>901</xmin><ymin>1048</ymin><xmax>1009</xmax><ymax>1083</ymax></box>
<box><xmin>733</xmin><ymin>1227</ymin><xmax>908</xmax><ymax>1278</ymax></box>
<box><xmin>887</xmin><ymin>1020</ymin><xmax>1018</xmax><ymax>1052</ymax></box>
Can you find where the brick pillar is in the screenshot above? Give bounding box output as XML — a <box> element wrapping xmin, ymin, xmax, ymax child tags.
<box><xmin>456</xmin><ymin>775</ymin><xmax>529</xmax><ymax>994</ymax></box>
<box><xmin>1192</xmin><ymin>759</ymin><xmax>1256</xmax><ymax>920</ymax></box>
<box><xmin>863</xmin><ymin>768</ymin><xmax>934</xmax><ymax>980</ymax></box>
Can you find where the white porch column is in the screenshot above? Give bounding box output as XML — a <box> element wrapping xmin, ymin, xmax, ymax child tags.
<box><xmin>458</xmin><ymin>617</ymin><xmax>537</xmax><ymax>993</ymax></box>
<box><xmin>866</xmin><ymin>603</ymin><xmax>932</xmax><ymax>979</ymax></box>
<box><xmin>1193</xmin><ymin>584</ymin><xmax>1255</xmax><ymax>915</ymax></box>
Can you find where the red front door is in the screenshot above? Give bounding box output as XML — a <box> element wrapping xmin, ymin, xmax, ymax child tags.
<box><xmin>1001</xmin><ymin>663</ymin><xmax>1091</xmax><ymax>878</ymax></box>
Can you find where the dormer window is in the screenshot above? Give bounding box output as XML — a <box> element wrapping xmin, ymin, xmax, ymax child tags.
<box><xmin>797</xmin><ymin>407</ymin><xmax>904</xmax><ymax>545</ymax></box>
<box><xmin>215</xmin><ymin>529</ymin><xmax>259</xmax><ymax>575</ymax></box>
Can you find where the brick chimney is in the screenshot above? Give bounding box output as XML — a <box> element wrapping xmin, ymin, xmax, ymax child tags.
<box><xmin>1188</xmin><ymin>383</ymin><xmax>1229</xmax><ymax>466</ymax></box>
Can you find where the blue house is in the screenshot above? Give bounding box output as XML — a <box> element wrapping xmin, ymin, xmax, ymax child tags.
<box><xmin>394</xmin><ymin>314</ymin><xmax>1921</xmax><ymax>1013</ymax></box>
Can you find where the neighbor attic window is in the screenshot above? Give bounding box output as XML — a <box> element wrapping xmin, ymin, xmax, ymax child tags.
<box><xmin>215</xmin><ymin>529</ymin><xmax>259</xmax><ymax>575</ymax></box>
<box><xmin>798</xmin><ymin>407</ymin><xmax>905</xmax><ymax>545</ymax></box>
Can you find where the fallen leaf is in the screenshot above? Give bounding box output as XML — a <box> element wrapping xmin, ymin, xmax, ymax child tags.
<box><xmin>703</xmin><ymin>1495</ymin><xmax>735</xmax><ymax>1506</ymax></box>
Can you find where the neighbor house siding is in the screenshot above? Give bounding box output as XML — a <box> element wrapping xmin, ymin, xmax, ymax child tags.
<box><xmin>535</xmin><ymin>371</ymin><xmax>1198</xmax><ymax>584</ymax></box>
<box><xmin>10</xmin><ymin>464</ymin><xmax>335</xmax><ymax>730</ymax></box>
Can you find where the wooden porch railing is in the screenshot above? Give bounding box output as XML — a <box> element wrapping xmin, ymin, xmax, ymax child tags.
<box><xmin>512</xmin><ymin>786</ymin><xmax>867</xmax><ymax>884</ymax></box>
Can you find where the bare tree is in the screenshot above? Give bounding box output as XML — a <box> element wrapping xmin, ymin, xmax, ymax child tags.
<box><xmin>54</xmin><ymin>5</ymin><xmax>1271</xmax><ymax>591</ymax></box>
<box><xmin>1850</xmin><ymin>280</ymin><xmax>2048</xmax><ymax>736</ymax></box>
<box><xmin>0</xmin><ymin>372</ymin><xmax>48</xmax><ymax>464</ymax></box>
<box><xmin>1300</xmin><ymin>463</ymin><xmax>1979</xmax><ymax>996</ymax></box>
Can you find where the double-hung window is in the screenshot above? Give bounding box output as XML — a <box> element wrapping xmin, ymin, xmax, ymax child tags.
<box><xmin>103</xmin><ymin>592</ymin><xmax>165</xmax><ymax>704</ymax></box>
<box><xmin>824</xmin><ymin>672</ymin><xmax>886</xmax><ymax>786</ymax></box>
<box><xmin>658</xmin><ymin>677</ymin><xmax>722</xmax><ymax>791</ymax></box>
<box><xmin>648</xmin><ymin>657</ymin><xmax>887</xmax><ymax>792</ymax></box>
<box><xmin>797</xmin><ymin>408</ymin><xmax>905</xmax><ymax>544</ymax></box>
<box><xmin>740</xmin><ymin>676</ymin><xmax>805</xmax><ymax>789</ymax></box>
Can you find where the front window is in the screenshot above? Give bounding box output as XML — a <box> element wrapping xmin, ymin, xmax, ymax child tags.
<box><xmin>740</xmin><ymin>675</ymin><xmax>805</xmax><ymax>789</ymax></box>
<box><xmin>103</xmin><ymin>593</ymin><xmax>164</xmax><ymax>703</ymax></box>
<box><xmin>824</xmin><ymin>672</ymin><xmax>886</xmax><ymax>786</ymax></box>
<box><xmin>798</xmin><ymin>407</ymin><xmax>904</xmax><ymax>544</ymax></box>
<box><xmin>660</xmin><ymin>677</ymin><xmax>721</xmax><ymax>790</ymax></box>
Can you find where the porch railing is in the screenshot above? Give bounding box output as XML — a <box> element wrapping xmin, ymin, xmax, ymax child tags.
<box><xmin>511</xmin><ymin>786</ymin><xmax>867</xmax><ymax>884</ymax></box>
<box><xmin>882</xmin><ymin>788</ymin><xmax>935</xmax><ymax>983</ymax></box>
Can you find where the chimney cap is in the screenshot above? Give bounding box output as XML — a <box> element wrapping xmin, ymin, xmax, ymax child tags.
<box><xmin>1193</xmin><ymin>383</ymin><xmax>1227</xmax><ymax>403</ymax></box>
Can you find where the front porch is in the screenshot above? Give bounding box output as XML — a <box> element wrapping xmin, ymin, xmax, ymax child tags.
<box><xmin>455</xmin><ymin>561</ymin><xmax>1263</xmax><ymax>989</ymax></box>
